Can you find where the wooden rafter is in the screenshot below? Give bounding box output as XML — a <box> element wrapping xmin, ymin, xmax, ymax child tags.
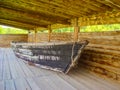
<box><xmin>1</xmin><ymin>0</ymin><xmax>120</xmax><ymax>30</ymax></box>
<box><xmin>0</xmin><ymin>19</ymin><xmax>36</xmax><ymax>30</ymax></box>
<box><xmin>0</xmin><ymin>7</ymin><xmax>70</xmax><ymax>26</ymax></box>
<box><xmin>0</xmin><ymin>0</ymin><xmax>71</xmax><ymax>19</ymax></box>
<box><xmin>78</xmin><ymin>11</ymin><xmax>120</xmax><ymax>26</ymax></box>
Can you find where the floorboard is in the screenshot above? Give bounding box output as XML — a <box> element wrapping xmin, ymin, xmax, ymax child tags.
<box><xmin>0</xmin><ymin>48</ymin><xmax>120</xmax><ymax>90</ymax></box>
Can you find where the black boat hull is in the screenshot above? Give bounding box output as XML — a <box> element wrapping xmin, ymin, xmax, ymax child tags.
<box><xmin>11</xmin><ymin>41</ymin><xmax>88</xmax><ymax>73</ymax></box>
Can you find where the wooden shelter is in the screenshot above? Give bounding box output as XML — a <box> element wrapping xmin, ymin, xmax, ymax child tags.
<box><xmin>0</xmin><ymin>0</ymin><xmax>120</xmax><ymax>90</ymax></box>
<box><xmin>1</xmin><ymin>0</ymin><xmax>120</xmax><ymax>29</ymax></box>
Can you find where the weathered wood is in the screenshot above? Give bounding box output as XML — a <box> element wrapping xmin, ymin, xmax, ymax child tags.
<box><xmin>28</xmin><ymin>31</ymin><xmax>120</xmax><ymax>82</ymax></box>
<box><xmin>0</xmin><ymin>19</ymin><xmax>36</xmax><ymax>30</ymax></box>
<box><xmin>48</xmin><ymin>25</ymin><xmax>52</xmax><ymax>42</ymax></box>
<box><xmin>0</xmin><ymin>81</ymin><xmax>4</xmax><ymax>90</ymax></box>
<box><xmin>73</xmin><ymin>18</ymin><xmax>79</xmax><ymax>41</ymax></box>
<box><xmin>5</xmin><ymin>80</ymin><xmax>16</xmax><ymax>90</ymax></box>
<box><xmin>0</xmin><ymin>34</ymin><xmax>28</xmax><ymax>47</ymax></box>
<box><xmin>34</xmin><ymin>30</ymin><xmax>38</xmax><ymax>43</ymax></box>
<box><xmin>0</xmin><ymin>48</ymin><xmax>120</xmax><ymax>90</ymax></box>
<box><xmin>11</xmin><ymin>41</ymin><xmax>88</xmax><ymax>73</ymax></box>
<box><xmin>1</xmin><ymin>0</ymin><xmax>120</xmax><ymax>29</ymax></box>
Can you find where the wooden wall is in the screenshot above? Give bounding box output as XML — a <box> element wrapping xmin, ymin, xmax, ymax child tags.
<box><xmin>28</xmin><ymin>33</ymin><xmax>73</xmax><ymax>42</ymax></box>
<box><xmin>78</xmin><ymin>31</ymin><xmax>120</xmax><ymax>82</ymax></box>
<box><xmin>0</xmin><ymin>34</ymin><xmax>28</xmax><ymax>47</ymax></box>
<box><xmin>28</xmin><ymin>31</ymin><xmax>120</xmax><ymax>82</ymax></box>
<box><xmin>28</xmin><ymin>33</ymin><xmax>48</xmax><ymax>42</ymax></box>
<box><xmin>51</xmin><ymin>33</ymin><xmax>73</xmax><ymax>42</ymax></box>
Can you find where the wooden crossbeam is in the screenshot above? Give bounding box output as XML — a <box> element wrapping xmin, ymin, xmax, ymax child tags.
<box><xmin>0</xmin><ymin>19</ymin><xmax>36</xmax><ymax>30</ymax></box>
<box><xmin>78</xmin><ymin>11</ymin><xmax>120</xmax><ymax>26</ymax></box>
<box><xmin>0</xmin><ymin>0</ymin><xmax>72</xmax><ymax>20</ymax></box>
<box><xmin>0</xmin><ymin>7</ymin><xmax>48</xmax><ymax>28</ymax></box>
<box><xmin>0</xmin><ymin>7</ymin><xmax>70</xmax><ymax>27</ymax></box>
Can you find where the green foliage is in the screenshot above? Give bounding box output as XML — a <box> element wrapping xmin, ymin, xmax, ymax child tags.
<box><xmin>52</xmin><ymin>24</ymin><xmax>120</xmax><ymax>33</ymax></box>
<box><xmin>0</xmin><ymin>25</ymin><xmax>28</xmax><ymax>34</ymax></box>
<box><xmin>80</xmin><ymin>24</ymin><xmax>120</xmax><ymax>32</ymax></box>
<box><xmin>0</xmin><ymin>24</ymin><xmax>120</xmax><ymax>34</ymax></box>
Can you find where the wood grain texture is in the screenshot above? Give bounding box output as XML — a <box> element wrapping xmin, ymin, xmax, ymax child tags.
<box><xmin>0</xmin><ymin>34</ymin><xmax>28</xmax><ymax>47</ymax></box>
<box><xmin>0</xmin><ymin>48</ymin><xmax>120</xmax><ymax>90</ymax></box>
<box><xmin>28</xmin><ymin>31</ymin><xmax>120</xmax><ymax>82</ymax></box>
<box><xmin>78</xmin><ymin>31</ymin><xmax>120</xmax><ymax>82</ymax></box>
<box><xmin>1</xmin><ymin>0</ymin><xmax>120</xmax><ymax>29</ymax></box>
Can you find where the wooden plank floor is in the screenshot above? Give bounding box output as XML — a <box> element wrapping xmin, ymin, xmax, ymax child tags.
<box><xmin>0</xmin><ymin>48</ymin><xmax>120</xmax><ymax>90</ymax></box>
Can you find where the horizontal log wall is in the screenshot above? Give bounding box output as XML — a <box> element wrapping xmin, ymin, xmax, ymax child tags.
<box><xmin>0</xmin><ymin>34</ymin><xmax>28</xmax><ymax>47</ymax></box>
<box><xmin>28</xmin><ymin>33</ymin><xmax>48</xmax><ymax>42</ymax></box>
<box><xmin>78</xmin><ymin>31</ymin><xmax>120</xmax><ymax>82</ymax></box>
<box><xmin>28</xmin><ymin>33</ymin><xmax>73</xmax><ymax>42</ymax></box>
<box><xmin>51</xmin><ymin>33</ymin><xmax>73</xmax><ymax>41</ymax></box>
<box><xmin>28</xmin><ymin>31</ymin><xmax>120</xmax><ymax>82</ymax></box>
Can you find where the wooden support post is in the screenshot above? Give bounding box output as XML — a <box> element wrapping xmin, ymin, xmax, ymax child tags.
<box><xmin>48</xmin><ymin>25</ymin><xmax>52</xmax><ymax>42</ymax></box>
<box><xmin>28</xmin><ymin>30</ymin><xmax>31</xmax><ymax>42</ymax></box>
<box><xmin>34</xmin><ymin>29</ymin><xmax>37</xmax><ymax>43</ymax></box>
<box><xmin>73</xmin><ymin>18</ymin><xmax>79</xmax><ymax>42</ymax></box>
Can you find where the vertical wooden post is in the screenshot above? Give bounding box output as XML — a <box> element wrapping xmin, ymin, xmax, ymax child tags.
<box><xmin>34</xmin><ymin>29</ymin><xmax>37</xmax><ymax>43</ymax></box>
<box><xmin>28</xmin><ymin>30</ymin><xmax>31</xmax><ymax>42</ymax></box>
<box><xmin>48</xmin><ymin>25</ymin><xmax>52</xmax><ymax>42</ymax></box>
<box><xmin>73</xmin><ymin>18</ymin><xmax>79</xmax><ymax>42</ymax></box>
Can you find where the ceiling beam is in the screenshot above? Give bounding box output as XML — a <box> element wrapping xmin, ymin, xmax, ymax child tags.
<box><xmin>1</xmin><ymin>0</ymin><xmax>112</xmax><ymax>18</ymax></box>
<box><xmin>0</xmin><ymin>19</ymin><xmax>42</xmax><ymax>30</ymax></box>
<box><xmin>16</xmin><ymin>0</ymin><xmax>93</xmax><ymax>16</ymax></box>
<box><xmin>78</xmin><ymin>11</ymin><xmax>120</xmax><ymax>26</ymax></box>
<box><xmin>0</xmin><ymin>7</ymin><xmax>70</xmax><ymax>28</ymax></box>
<box><xmin>39</xmin><ymin>0</ymin><xmax>112</xmax><ymax>13</ymax></box>
<box><xmin>95</xmin><ymin>0</ymin><xmax>120</xmax><ymax>10</ymax></box>
<box><xmin>0</xmin><ymin>0</ymin><xmax>72</xmax><ymax>19</ymax></box>
<box><xmin>0</xmin><ymin>6</ymin><xmax>70</xmax><ymax>25</ymax></box>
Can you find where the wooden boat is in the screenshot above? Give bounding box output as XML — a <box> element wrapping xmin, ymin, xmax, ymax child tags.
<box><xmin>11</xmin><ymin>40</ymin><xmax>88</xmax><ymax>73</ymax></box>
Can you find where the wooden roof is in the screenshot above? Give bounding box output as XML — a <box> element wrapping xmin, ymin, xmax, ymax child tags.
<box><xmin>0</xmin><ymin>0</ymin><xmax>120</xmax><ymax>30</ymax></box>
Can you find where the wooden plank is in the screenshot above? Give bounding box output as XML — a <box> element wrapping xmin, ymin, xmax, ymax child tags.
<box><xmin>0</xmin><ymin>34</ymin><xmax>27</xmax><ymax>47</ymax></box>
<box><xmin>5</xmin><ymin>80</ymin><xmax>16</xmax><ymax>90</ymax></box>
<box><xmin>78</xmin><ymin>68</ymin><xmax>120</xmax><ymax>90</ymax></box>
<box><xmin>26</xmin><ymin>64</ymin><xmax>52</xmax><ymax>77</ymax></box>
<box><xmin>0</xmin><ymin>48</ymin><xmax>120</xmax><ymax>90</ymax></box>
<box><xmin>7</xmin><ymin>49</ymin><xmax>20</xmax><ymax>79</ymax></box>
<box><xmin>0</xmin><ymin>49</ymin><xmax>3</xmax><ymax>80</ymax></box>
<box><xmin>14</xmin><ymin>78</ymin><xmax>31</xmax><ymax>90</ymax></box>
<box><xmin>16</xmin><ymin>58</ymin><xmax>34</xmax><ymax>77</ymax></box>
<box><xmin>46</xmin><ymin>74</ymin><xmax>76</xmax><ymax>90</ymax></box>
<box><xmin>73</xmin><ymin>69</ymin><xmax>111</xmax><ymax>90</ymax></box>
<box><xmin>26</xmin><ymin>78</ymin><xmax>41</xmax><ymax>90</ymax></box>
<box><xmin>0</xmin><ymin>81</ymin><xmax>4</xmax><ymax>90</ymax></box>
<box><xmin>58</xmin><ymin>73</ymin><xmax>90</xmax><ymax>90</ymax></box>
<box><xmin>68</xmin><ymin>70</ymin><xmax>101</xmax><ymax>90</ymax></box>
<box><xmin>34</xmin><ymin>77</ymin><xmax>54</xmax><ymax>90</ymax></box>
<box><xmin>8</xmin><ymin>49</ymin><xmax>26</xmax><ymax>78</ymax></box>
<box><xmin>28</xmin><ymin>64</ymin><xmax>79</xmax><ymax>90</ymax></box>
<box><xmin>3</xmin><ymin>50</ymin><xmax>11</xmax><ymax>80</ymax></box>
<box><xmin>34</xmin><ymin>76</ymin><xmax>60</xmax><ymax>90</ymax></box>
